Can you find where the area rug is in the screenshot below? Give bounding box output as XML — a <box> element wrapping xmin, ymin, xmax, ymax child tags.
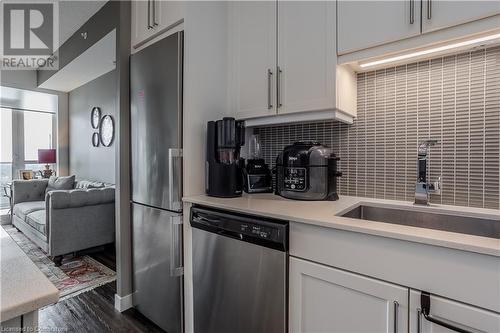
<box><xmin>2</xmin><ymin>225</ymin><xmax>116</xmax><ymax>300</ymax></box>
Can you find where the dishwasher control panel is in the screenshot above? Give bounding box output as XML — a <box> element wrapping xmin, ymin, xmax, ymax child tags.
<box><xmin>238</xmin><ymin>223</ymin><xmax>279</xmax><ymax>241</ymax></box>
<box><xmin>191</xmin><ymin>206</ymin><xmax>288</xmax><ymax>250</ymax></box>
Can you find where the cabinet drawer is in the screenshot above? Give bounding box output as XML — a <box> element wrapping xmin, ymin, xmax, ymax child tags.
<box><xmin>290</xmin><ymin>221</ymin><xmax>500</xmax><ymax>313</ymax></box>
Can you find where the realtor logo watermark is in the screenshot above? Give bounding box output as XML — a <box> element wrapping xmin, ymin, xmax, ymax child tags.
<box><xmin>1</xmin><ymin>0</ymin><xmax>59</xmax><ymax>70</ymax></box>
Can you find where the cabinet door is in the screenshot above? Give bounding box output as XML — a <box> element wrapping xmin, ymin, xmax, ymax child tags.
<box><xmin>156</xmin><ymin>1</ymin><xmax>184</xmax><ymax>31</ymax></box>
<box><xmin>228</xmin><ymin>1</ymin><xmax>277</xmax><ymax>119</ymax></box>
<box><xmin>277</xmin><ymin>1</ymin><xmax>335</xmax><ymax>115</ymax></box>
<box><xmin>338</xmin><ymin>0</ymin><xmax>421</xmax><ymax>55</ymax></box>
<box><xmin>131</xmin><ymin>0</ymin><xmax>156</xmax><ymax>48</ymax></box>
<box><xmin>290</xmin><ymin>257</ymin><xmax>408</xmax><ymax>333</ymax></box>
<box><xmin>409</xmin><ymin>290</ymin><xmax>500</xmax><ymax>333</ymax></box>
<box><xmin>422</xmin><ymin>0</ymin><xmax>500</xmax><ymax>33</ymax></box>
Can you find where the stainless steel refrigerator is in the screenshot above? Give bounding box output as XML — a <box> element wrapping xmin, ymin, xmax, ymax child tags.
<box><xmin>130</xmin><ymin>31</ymin><xmax>183</xmax><ymax>333</ymax></box>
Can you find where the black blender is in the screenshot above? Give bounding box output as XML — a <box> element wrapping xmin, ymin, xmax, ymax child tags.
<box><xmin>243</xmin><ymin>134</ymin><xmax>273</xmax><ymax>193</ymax></box>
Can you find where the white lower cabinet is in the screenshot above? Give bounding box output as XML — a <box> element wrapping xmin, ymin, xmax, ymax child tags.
<box><xmin>409</xmin><ymin>289</ymin><xmax>500</xmax><ymax>333</ymax></box>
<box><xmin>289</xmin><ymin>257</ymin><xmax>409</xmax><ymax>333</ymax></box>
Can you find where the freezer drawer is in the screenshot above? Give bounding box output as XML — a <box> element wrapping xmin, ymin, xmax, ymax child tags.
<box><xmin>132</xmin><ymin>203</ymin><xmax>183</xmax><ymax>333</ymax></box>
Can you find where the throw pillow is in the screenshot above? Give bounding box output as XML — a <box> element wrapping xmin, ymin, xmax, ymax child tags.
<box><xmin>46</xmin><ymin>175</ymin><xmax>76</xmax><ymax>194</ymax></box>
<box><xmin>75</xmin><ymin>180</ymin><xmax>105</xmax><ymax>189</ymax></box>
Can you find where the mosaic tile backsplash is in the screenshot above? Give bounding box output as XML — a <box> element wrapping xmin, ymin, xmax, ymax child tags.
<box><xmin>254</xmin><ymin>46</ymin><xmax>500</xmax><ymax>209</ymax></box>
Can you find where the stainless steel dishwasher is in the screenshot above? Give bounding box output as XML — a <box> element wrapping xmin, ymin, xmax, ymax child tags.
<box><xmin>190</xmin><ymin>206</ymin><xmax>288</xmax><ymax>333</ymax></box>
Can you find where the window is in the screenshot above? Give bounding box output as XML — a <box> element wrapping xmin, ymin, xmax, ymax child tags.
<box><xmin>0</xmin><ymin>88</ymin><xmax>57</xmax><ymax>209</ymax></box>
<box><xmin>0</xmin><ymin>108</ymin><xmax>13</xmax><ymax>209</ymax></box>
<box><xmin>0</xmin><ymin>108</ymin><xmax>12</xmax><ymax>164</ymax></box>
<box><xmin>24</xmin><ymin>111</ymin><xmax>53</xmax><ymax>161</ymax></box>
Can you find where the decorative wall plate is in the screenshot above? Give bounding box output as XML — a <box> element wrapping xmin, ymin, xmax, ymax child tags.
<box><xmin>92</xmin><ymin>132</ymin><xmax>100</xmax><ymax>147</ymax></box>
<box><xmin>91</xmin><ymin>107</ymin><xmax>101</xmax><ymax>129</ymax></box>
<box><xmin>99</xmin><ymin>115</ymin><xmax>114</xmax><ymax>147</ymax></box>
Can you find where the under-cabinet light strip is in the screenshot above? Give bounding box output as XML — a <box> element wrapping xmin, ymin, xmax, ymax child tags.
<box><xmin>360</xmin><ymin>32</ymin><xmax>500</xmax><ymax>69</ymax></box>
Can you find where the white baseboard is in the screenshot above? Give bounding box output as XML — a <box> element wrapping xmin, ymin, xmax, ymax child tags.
<box><xmin>114</xmin><ymin>293</ymin><xmax>133</xmax><ymax>312</ymax></box>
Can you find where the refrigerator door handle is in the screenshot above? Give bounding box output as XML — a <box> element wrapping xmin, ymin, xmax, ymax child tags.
<box><xmin>168</xmin><ymin>148</ymin><xmax>183</xmax><ymax>211</ymax></box>
<box><xmin>170</xmin><ymin>215</ymin><xmax>184</xmax><ymax>277</ymax></box>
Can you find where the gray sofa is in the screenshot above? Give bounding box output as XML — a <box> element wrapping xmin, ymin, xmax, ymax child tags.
<box><xmin>11</xmin><ymin>178</ymin><xmax>115</xmax><ymax>266</ymax></box>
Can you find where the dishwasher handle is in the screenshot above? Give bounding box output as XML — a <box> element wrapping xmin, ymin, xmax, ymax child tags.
<box><xmin>191</xmin><ymin>210</ymin><xmax>222</xmax><ymax>228</ymax></box>
<box><xmin>190</xmin><ymin>206</ymin><xmax>289</xmax><ymax>251</ymax></box>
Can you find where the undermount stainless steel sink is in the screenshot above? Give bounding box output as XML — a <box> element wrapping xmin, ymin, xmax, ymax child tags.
<box><xmin>340</xmin><ymin>204</ymin><xmax>500</xmax><ymax>239</ymax></box>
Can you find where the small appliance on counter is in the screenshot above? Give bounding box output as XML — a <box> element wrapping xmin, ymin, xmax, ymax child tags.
<box><xmin>243</xmin><ymin>134</ymin><xmax>273</xmax><ymax>193</ymax></box>
<box><xmin>275</xmin><ymin>141</ymin><xmax>342</xmax><ymax>201</ymax></box>
<box><xmin>206</xmin><ymin>117</ymin><xmax>245</xmax><ymax>197</ymax></box>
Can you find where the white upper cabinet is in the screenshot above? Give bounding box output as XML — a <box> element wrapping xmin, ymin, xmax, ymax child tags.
<box><xmin>132</xmin><ymin>0</ymin><xmax>157</xmax><ymax>48</ymax></box>
<box><xmin>157</xmin><ymin>1</ymin><xmax>184</xmax><ymax>31</ymax></box>
<box><xmin>131</xmin><ymin>1</ymin><xmax>184</xmax><ymax>50</ymax></box>
<box><xmin>228</xmin><ymin>1</ymin><xmax>277</xmax><ymax>119</ymax></box>
<box><xmin>290</xmin><ymin>257</ymin><xmax>409</xmax><ymax>333</ymax></box>
<box><xmin>229</xmin><ymin>1</ymin><xmax>357</xmax><ymax>123</ymax></box>
<box><xmin>277</xmin><ymin>1</ymin><xmax>336</xmax><ymax>114</ymax></box>
<box><xmin>338</xmin><ymin>0</ymin><xmax>421</xmax><ymax>55</ymax></box>
<box><xmin>409</xmin><ymin>289</ymin><xmax>500</xmax><ymax>333</ymax></box>
<box><xmin>422</xmin><ymin>0</ymin><xmax>500</xmax><ymax>33</ymax></box>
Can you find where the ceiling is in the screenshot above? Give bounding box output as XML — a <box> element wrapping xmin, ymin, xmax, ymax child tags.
<box><xmin>57</xmin><ymin>0</ymin><xmax>108</xmax><ymax>50</ymax></box>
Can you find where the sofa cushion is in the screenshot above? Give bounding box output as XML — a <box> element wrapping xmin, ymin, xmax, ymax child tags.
<box><xmin>26</xmin><ymin>210</ymin><xmax>46</xmax><ymax>235</ymax></box>
<box><xmin>12</xmin><ymin>179</ymin><xmax>48</xmax><ymax>204</ymax></box>
<box><xmin>46</xmin><ymin>175</ymin><xmax>75</xmax><ymax>194</ymax></box>
<box><xmin>13</xmin><ymin>201</ymin><xmax>45</xmax><ymax>220</ymax></box>
<box><xmin>75</xmin><ymin>180</ymin><xmax>105</xmax><ymax>189</ymax></box>
<box><xmin>48</xmin><ymin>187</ymin><xmax>115</xmax><ymax>209</ymax></box>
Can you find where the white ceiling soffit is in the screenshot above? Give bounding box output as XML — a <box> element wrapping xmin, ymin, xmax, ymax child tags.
<box><xmin>39</xmin><ymin>29</ymin><xmax>116</xmax><ymax>92</ymax></box>
<box><xmin>57</xmin><ymin>0</ymin><xmax>108</xmax><ymax>50</ymax></box>
<box><xmin>0</xmin><ymin>86</ymin><xmax>58</xmax><ymax>113</ymax></box>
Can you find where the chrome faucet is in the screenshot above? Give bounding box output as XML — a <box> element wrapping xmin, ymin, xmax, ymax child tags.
<box><xmin>415</xmin><ymin>140</ymin><xmax>441</xmax><ymax>205</ymax></box>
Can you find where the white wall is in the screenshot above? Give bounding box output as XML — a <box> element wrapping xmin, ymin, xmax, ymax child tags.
<box><xmin>183</xmin><ymin>1</ymin><xmax>231</xmax><ymax>197</ymax></box>
<box><xmin>182</xmin><ymin>2</ymin><xmax>231</xmax><ymax>332</ymax></box>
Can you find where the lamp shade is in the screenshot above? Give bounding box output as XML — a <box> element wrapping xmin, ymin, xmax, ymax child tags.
<box><xmin>38</xmin><ymin>149</ymin><xmax>56</xmax><ymax>164</ymax></box>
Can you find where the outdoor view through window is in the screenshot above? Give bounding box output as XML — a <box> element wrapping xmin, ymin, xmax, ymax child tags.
<box><xmin>0</xmin><ymin>87</ymin><xmax>57</xmax><ymax>210</ymax></box>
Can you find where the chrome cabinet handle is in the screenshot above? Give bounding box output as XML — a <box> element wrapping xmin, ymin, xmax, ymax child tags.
<box><xmin>393</xmin><ymin>301</ymin><xmax>399</xmax><ymax>333</ymax></box>
<box><xmin>168</xmin><ymin>148</ymin><xmax>183</xmax><ymax>211</ymax></box>
<box><xmin>427</xmin><ymin>0</ymin><xmax>432</xmax><ymax>19</ymax></box>
<box><xmin>147</xmin><ymin>0</ymin><xmax>152</xmax><ymax>29</ymax></box>
<box><xmin>277</xmin><ymin>66</ymin><xmax>283</xmax><ymax>108</ymax></box>
<box><xmin>409</xmin><ymin>0</ymin><xmax>415</xmax><ymax>24</ymax></box>
<box><xmin>420</xmin><ymin>292</ymin><xmax>473</xmax><ymax>333</ymax></box>
<box><xmin>417</xmin><ymin>308</ymin><xmax>422</xmax><ymax>333</ymax></box>
<box><xmin>267</xmin><ymin>69</ymin><xmax>273</xmax><ymax>109</ymax></box>
<box><xmin>152</xmin><ymin>0</ymin><xmax>158</xmax><ymax>26</ymax></box>
<box><xmin>170</xmin><ymin>215</ymin><xmax>184</xmax><ymax>277</ymax></box>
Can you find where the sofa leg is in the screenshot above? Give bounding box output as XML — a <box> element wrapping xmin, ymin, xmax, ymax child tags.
<box><xmin>52</xmin><ymin>255</ymin><xmax>63</xmax><ymax>267</ymax></box>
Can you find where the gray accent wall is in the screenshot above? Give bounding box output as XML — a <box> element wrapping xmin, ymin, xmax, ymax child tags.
<box><xmin>254</xmin><ymin>46</ymin><xmax>500</xmax><ymax>209</ymax></box>
<box><xmin>69</xmin><ymin>70</ymin><xmax>117</xmax><ymax>183</ymax></box>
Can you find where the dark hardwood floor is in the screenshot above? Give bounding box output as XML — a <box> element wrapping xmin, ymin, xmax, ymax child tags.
<box><xmin>39</xmin><ymin>282</ymin><xmax>164</xmax><ymax>333</ymax></box>
<box><xmin>87</xmin><ymin>243</ymin><xmax>117</xmax><ymax>271</ymax></box>
<box><xmin>39</xmin><ymin>245</ymin><xmax>164</xmax><ymax>333</ymax></box>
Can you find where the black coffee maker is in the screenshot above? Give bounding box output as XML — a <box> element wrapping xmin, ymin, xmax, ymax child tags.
<box><xmin>206</xmin><ymin>117</ymin><xmax>245</xmax><ymax>197</ymax></box>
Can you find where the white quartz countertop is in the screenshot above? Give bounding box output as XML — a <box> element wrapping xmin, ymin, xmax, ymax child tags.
<box><xmin>183</xmin><ymin>194</ymin><xmax>500</xmax><ymax>257</ymax></box>
<box><xmin>1</xmin><ymin>227</ymin><xmax>59</xmax><ymax>322</ymax></box>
